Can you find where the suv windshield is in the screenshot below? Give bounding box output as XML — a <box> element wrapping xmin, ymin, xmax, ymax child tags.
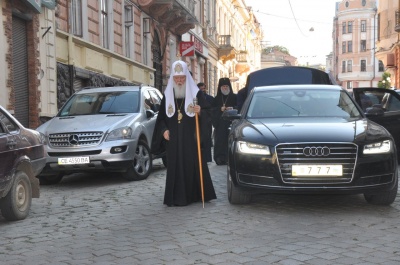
<box><xmin>59</xmin><ymin>91</ymin><xmax>139</xmax><ymax>116</ymax></box>
<box><xmin>247</xmin><ymin>89</ymin><xmax>361</xmax><ymax>119</ymax></box>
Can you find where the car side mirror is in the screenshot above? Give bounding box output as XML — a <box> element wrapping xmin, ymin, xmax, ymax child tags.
<box><xmin>222</xmin><ymin>109</ymin><xmax>241</xmax><ymax>120</ymax></box>
<box><xmin>146</xmin><ymin>109</ymin><xmax>155</xmax><ymax>118</ymax></box>
<box><xmin>365</xmin><ymin>106</ymin><xmax>384</xmax><ymax>117</ymax></box>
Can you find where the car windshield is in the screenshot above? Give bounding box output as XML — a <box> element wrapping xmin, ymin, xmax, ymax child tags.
<box><xmin>59</xmin><ymin>91</ymin><xmax>139</xmax><ymax>116</ymax></box>
<box><xmin>247</xmin><ymin>89</ymin><xmax>361</xmax><ymax>119</ymax></box>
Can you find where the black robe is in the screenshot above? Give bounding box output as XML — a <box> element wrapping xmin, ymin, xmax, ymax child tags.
<box><xmin>152</xmin><ymin>91</ymin><xmax>217</xmax><ymax>206</ymax></box>
<box><xmin>212</xmin><ymin>91</ymin><xmax>237</xmax><ymax>165</ymax></box>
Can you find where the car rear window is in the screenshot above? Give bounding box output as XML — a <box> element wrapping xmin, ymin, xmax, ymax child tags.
<box><xmin>59</xmin><ymin>91</ymin><xmax>139</xmax><ymax>116</ymax></box>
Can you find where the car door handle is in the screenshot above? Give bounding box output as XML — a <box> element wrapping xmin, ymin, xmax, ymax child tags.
<box><xmin>6</xmin><ymin>140</ymin><xmax>16</xmax><ymax>148</ymax></box>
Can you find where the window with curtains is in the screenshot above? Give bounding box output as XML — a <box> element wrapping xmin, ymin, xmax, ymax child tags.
<box><xmin>348</xmin><ymin>41</ymin><xmax>352</xmax><ymax>53</ymax></box>
<box><xmin>348</xmin><ymin>21</ymin><xmax>353</xmax><ymax>33</ymax></box>
<box><xmin>124</xmin><ymin>3</ymin><xmax>133</xmax><ymax>58</ymax></box>
<box><xmin>361</xmin><ymin>60</ymin><xmax>366</xmax><ymax>72</ymax></box>
<box><xmin>347</xmin><ymin>60</ymin><xmax>352</xmax><ymax>72</ymax></box>
<box><xmin>342</xmin><ymin>61</ymin><xmax>346</xmax><ymax>73</ymax></box>
<box><xmin>101</xmin><ymin>0</ymin><xmax>109</xmax><ymax>49</ymax></box>
<box><xmin>361</xmin><ymin>20</ymin><xmax>366</xmax><ymax>32</ymax></box>
<box><xmin>360</xmin><ymin>40</ymin><xmax>366</xmax><ymax>52</ymax></box>
<box><xmin>71</xmin><ymin>0</ymin><xmax>82</xmax><ymax>36</ymax></box>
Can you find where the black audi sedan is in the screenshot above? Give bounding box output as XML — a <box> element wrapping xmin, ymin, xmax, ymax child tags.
<box><xmin>223</xmin><ymin>84</ymin><xmax>398</xmax><ymax>205</ymax></box>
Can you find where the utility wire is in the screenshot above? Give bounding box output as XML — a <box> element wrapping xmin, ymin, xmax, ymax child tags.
<box><xmin>288</xmin><ymin>0</ymin><xmax>308</xmax><ymax>37</ymax></box>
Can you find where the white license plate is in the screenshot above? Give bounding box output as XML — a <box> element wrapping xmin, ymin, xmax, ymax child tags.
<box><xmin>292</xmin><ymin>165</ymin><xmax>343</xmax><ymax>177</ymax></box>
<box><xmin>58</xmin><ymin>157</ymin><xmax>90</xmax><ymax>165</ymax></box>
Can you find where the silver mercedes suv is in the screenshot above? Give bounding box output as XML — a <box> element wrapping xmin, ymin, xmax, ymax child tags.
<box><xmin>36</xmin><ymin>85</ymin><xmax>164</xmax><ymax>184</ymax></box>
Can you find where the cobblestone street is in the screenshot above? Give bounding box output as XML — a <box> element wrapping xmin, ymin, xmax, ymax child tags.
<box><xmin>1</xmin><ymin>160</ymin><xmax>399</xmax><ymax>265</ymax></box>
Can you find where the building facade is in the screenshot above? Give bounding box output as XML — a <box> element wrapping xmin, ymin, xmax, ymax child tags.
<box><xmin>332</xmin><ymin>0</ymin><xmax>382</xmax><ymax>91</ymax></box>
<box><xmin>375</xmin><ymin>0</ymin><xmax>400</xmax><ymax>88</ymax></box>
<box><xmin>1</xmin><ymin>0</ymin><xmax>262</xmax><ymax>128</ymax></box>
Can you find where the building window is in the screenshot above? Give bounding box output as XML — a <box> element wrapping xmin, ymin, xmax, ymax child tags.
<box><xmin>361</xmin><ymin>20</ymin><xmax>366</xmax><ymax>32</ymax></box>
<box><xmin>347</xmin><ymin>81</ymin><xmax>353</xmax><ymax>90</ymax></box>
<box><xmin>348</xmin><ymin>21</ymin><xmax>353</xmax><ymax>33</ymax></box>
<box><xmin>71</xmin><ymin>0</ymin><xmax>82</xmax><ymax>36</ymax></box>
<box><xmin>378</xmin><ymin>60</ymin><xmax>384</xmax><ymax>72</ymax></box>
<box><xmin>124</xmin><ymin>3</ymin><xmax>133</xmax><ymax>58</ymax></box>
<box><xmin>361</xmin><ymin>60</ymin><xmax>366</xmax><ymax>72</ymax></box>
<box><xmin>142</xmin><ymin>17</ymin><xmax>150</xmax><ymax>65</ymax></box>
<box><xmin>342</xmin><ymin>41</ymin><xmax>346</xmax><ymax>53</ymax></box>
<box><xmin>342</xmin><ymin>61</ymin><xmax>346</xmax><ymax>73</ymax></box>
<box><xmin>101</xmin><ymin>0</ymin><xmax>109</xmax><ymax>49</ymax></box>
<box><xmin>348</xmin><ymin>41</ymin><xmax>353</xmax><ymax>53</ymax></box>
<box><xmin>347</xmin><ymin>60</ymin><xmax>352</xmax><ymax>72</ymax></box>
<box><xmin>342</xmin><ymin>22</ymin><xmax>346</xmax><ymax>34</ymax></box>
<box><xmin>360</xmin><ymin>40</ymin><xmax>366</xmax><ymax>52</ymax></box>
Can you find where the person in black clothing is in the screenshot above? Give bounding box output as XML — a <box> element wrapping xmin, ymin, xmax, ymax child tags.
<box><xmin>211</xmin><ymin>78</ymin><xmax>237</xmax><ymax>165</ymax></box>
<box><xmin>151</xmin><ymin>60</ymin><xmax>216</xmax><ymax>206</ymax></box>
<box><xmin>197</xmin><ymin>82</ymin><xmax>214</xmax><ymax>163</ymax></box>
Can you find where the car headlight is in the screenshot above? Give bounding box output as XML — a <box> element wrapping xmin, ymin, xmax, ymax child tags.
<box><xmin>106</xmin><ymin>127</ymin><xmax>133</xmax><ymax>141</ymax></box>
<box><xmin>237</xmin><ymin>141</ymin><xmax>270</xmax><ymax>155</ymax></box>
<box><xmin>363</xmin><ymin>140</ymin><xmax>391</xmax><ymax>154</ymax></box>
<box><xmin>39</xmin><ymin>132</ymin><xmax>47</xmax><ymax>145</ymax></box>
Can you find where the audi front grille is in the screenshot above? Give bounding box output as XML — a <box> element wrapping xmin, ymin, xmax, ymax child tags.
<box><xmin>49</xmin><ymin>132</ymin><xmax>104</xmax><ymax>147</ymax></box>
<box><xmin>276</xmin><ymin>143</ymin><xmax>358</xmax><ymax>184</ymax></box>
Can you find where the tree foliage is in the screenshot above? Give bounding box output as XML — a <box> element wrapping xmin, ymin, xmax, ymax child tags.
<box><xmin>377</xmin><ymin>72</ymin><xmax>391</xmax><ymax>89</ymax></box>
<box><xmin>264</xmin><ymin>45</ymin><xmax>290</xmax><ymax>55</ymax></box>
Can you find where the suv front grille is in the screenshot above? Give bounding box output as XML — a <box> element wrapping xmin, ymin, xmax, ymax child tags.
<box><xmin>49</xmin><ymin>132</ymin><xmax>103</xmax><ymax>147</ymax></box>
<box><xmin>276</xmin><ymin>143</ymin><xmax>357</xmax><ymax>184</ymax></box>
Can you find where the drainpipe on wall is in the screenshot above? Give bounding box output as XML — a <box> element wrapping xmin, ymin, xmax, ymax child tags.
<box><xmin>372</xmin><ymin>7</ymin><xmax>377</xmax><ymax>87</ymax></box>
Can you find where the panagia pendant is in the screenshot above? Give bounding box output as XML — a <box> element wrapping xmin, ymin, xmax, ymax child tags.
<box><xmin>177</xmin><ymin>110</ymin><xmax>183</xmax><ymax>123</ymax></box>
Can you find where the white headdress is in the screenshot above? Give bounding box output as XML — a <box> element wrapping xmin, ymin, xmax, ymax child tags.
<box><xmin>164</xmin><ymin>60</ymin><xmax>199</xmax><ymax>118</ymax></box>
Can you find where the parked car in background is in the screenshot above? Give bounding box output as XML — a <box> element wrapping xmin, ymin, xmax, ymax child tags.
<box><xmin>36</xmin><ymin>85</ymin><xmax>165</xmax><ymax>185</ymax></box>
<box><xmin>223</xmin><ymin>84</ymin><xmax>398</xmax><ymax>205</ymax></box>
<box><xmin>0</xmin><ymin>106</ymin><xmax>45</xmax><ymax>221</ymax></box>
<box><xmin>237</xmin><ymin>66</ymin><xmax>336</xmax><ymax>111</ymax></box>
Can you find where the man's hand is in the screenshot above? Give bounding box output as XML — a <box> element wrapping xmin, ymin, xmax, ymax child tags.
<box><xmin>163</xmin><ymin>130</ymin><xmax>170</xmax><ymax>141</ymax></box>
<box><xmin>193</xmin><ymin>104</ymin><xmax>201</xmax><ymax>114</ymax></box>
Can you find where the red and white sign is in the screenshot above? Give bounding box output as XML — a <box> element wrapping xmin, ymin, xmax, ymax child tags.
<box><xmin>179</xmin><ymin>42</ymin><xmax>195</xmax><ymax>57</ymax></box>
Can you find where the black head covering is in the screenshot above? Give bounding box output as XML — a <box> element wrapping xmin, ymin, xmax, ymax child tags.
<box><xmin>213</xmin><ymin>78</ymin><xmax>236</xmax><ymax>108</ymax></box>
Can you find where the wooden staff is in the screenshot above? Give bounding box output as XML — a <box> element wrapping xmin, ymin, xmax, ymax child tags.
<box><xmin>193</xmin><ymin>97</ymin><xmax>205</xmax><ymax>208</ymax></box>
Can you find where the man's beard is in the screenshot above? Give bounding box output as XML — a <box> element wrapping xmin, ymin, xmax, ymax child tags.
<box><xmin>174</xmin><ymin>82</ymin><xmax>186</xmax><ymax>99</ymax></box>
<box><xmin>221</xmin><ymin>87</ymin><xmax>230</xmax><ymax>96</ymax></box>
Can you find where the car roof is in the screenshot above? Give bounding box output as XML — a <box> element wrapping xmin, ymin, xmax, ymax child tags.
<box><xmin>245</xmin><ymin>66</ymin><xmax>336</xmax><ymax>90</ymax></box>
<box><xmin>76</xmin><ymin>86</ymin><xmax>142</xmax><ymax>94</ymax></box>
<box><xmin>253</xmin><ymin>84</ymin><xmax>344</xmax><ymax>92</ymax></box>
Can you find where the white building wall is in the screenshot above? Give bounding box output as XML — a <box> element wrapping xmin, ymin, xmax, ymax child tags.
<box><xmin>39</xmin><ymin>8</ymin><xmax>58</xmax><ymax>118</ymax></box>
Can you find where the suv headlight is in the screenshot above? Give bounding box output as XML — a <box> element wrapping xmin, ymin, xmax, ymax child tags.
<box><xmin>39</xmin><ymin>132</ymin><xmax>47</xmax><ymax>145</ymax></box>
<box><xmin>106</xmin><ymin>127</ymin><xmax>133</xmax><ymax>141</ymax></box>
<box><xmin>363</xmin><ymin>140</ymin><xmax>391</xmax><ymax>154</ymax></box>
<box><xmin>237</xmin><ymin>141</ymin><xmax>270</xmax><ymax>155</ymax></box>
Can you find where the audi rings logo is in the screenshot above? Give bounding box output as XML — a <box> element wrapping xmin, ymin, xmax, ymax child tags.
<box><xmin>69</xmin><ymin>134</ymin><xmax>80</xmax><ymax>145</ymax></box>
<box><xmin>303</xmin><ymin>146</ymin><xmax>330</xmax><ymax>157</ymax></box>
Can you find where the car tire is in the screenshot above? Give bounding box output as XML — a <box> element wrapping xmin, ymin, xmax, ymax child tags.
<box><xmin>161</xmin><ymin>155</ymin><xmax>167</xmax><ymax>167</ymax></box>
<box><xmin>122</xmin><ymin>140</ymin><xmax>152</xmax><ymax>181</ymax></box>
<box><xmin>227</xmin><ymin>172</ymin><xmax>251</xmax><ymax>204</ymax></box>
<box><xmin>37</xmin><ymin>174</ymin><xmax>64</xmax><ymax>185</ymax></box>
<box><xmin>0</xmin><ymin>171</ymin><xmax>32</xmax><ymax>221</ymax></box>
<box><xmin>364</xmin><ymin>176</ymin><xmax>398</xmax><ymax>205</ymax></box>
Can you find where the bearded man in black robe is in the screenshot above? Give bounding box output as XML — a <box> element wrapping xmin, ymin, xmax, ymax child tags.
<box><xmin>152</xmin><ymin>60</ymin><xmax>216</xmax><ymax>206</ymax></box>
<box><xmin>211</xmin><ymin>78</ymin><xmax>237</xmax><ymax>165</ymax></box>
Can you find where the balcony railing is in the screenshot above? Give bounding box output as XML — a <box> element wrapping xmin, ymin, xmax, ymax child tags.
<box><xmin>395</xmin><ymin>10</ymin><xmax>400</xmax><ymax>33</ymax></box>
<box><xmin>218</xmin><ymin>35</ymin><xmax>231</xmax><ymax>46</ymax></box>
<box><xmin>236</xmin><ymin>51</ymin><xmax>248</xmax><ymax>63</ymax></box>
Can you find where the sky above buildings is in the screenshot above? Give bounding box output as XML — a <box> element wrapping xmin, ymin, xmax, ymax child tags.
<box><xmin>245</xmin><ymin>0</ymin><xmax>339</xmax><ymax>65</ymax></box>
